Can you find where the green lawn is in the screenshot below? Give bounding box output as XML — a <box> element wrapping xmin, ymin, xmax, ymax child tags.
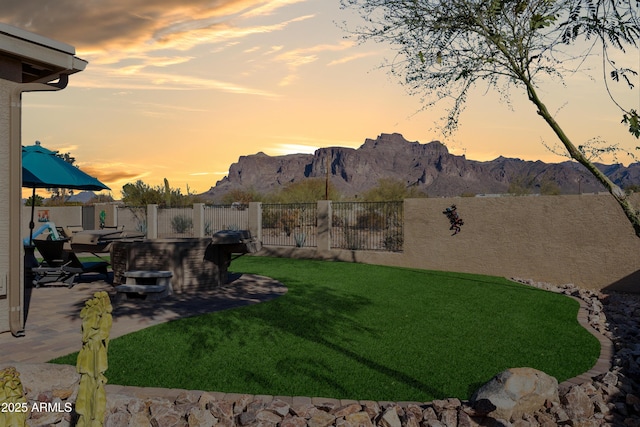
<box><xmin>51</xmin><ymin>257</ymin><xmax>599</xmax><ymax>401</ymax></box>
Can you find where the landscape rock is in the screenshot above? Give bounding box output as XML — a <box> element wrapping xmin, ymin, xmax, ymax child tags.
<box><xmin>28</xmin><ymin>410</ymin><xmax>65</xmax><ymax>426</ymax></box>
<box><xmin>149</xmin><ymin>399</ymin><xmax>184</xmax><ymax>427</ymax></box>
<box><xmin>269</xmin><ymin>399</ymin><xmax>292</xmax><ymax>417</ymax></box>
<box><xmin>332</xmin><ymin>403</ymin><xmax>362</xmax><ymax>418</ymax></box>
<box><xmin>187</xmin><ymin>406</ymin><xmax>218</xmax><ymax>427</ymax></box>
<box><xmin>104</xmin><ymin>411</ymin><xmax>131</xmax><ymax>427</ymax></box>
<box><xmin>470</xmin><ymin>367</ymin><xmax>559</xmax><ymax>421</ymax></box>
<box><xmin>5</xmin><ymin>363</ymin><xmax>79</xmax><ymax>402</ymax></box>
<box><xmin>422</xmin><ymin>406</ymin><xmax>438</xmax><ymax>422</ymax></box>
<box><xmin>210</xmin><ymin>399</ymin><xmax>235</xmax><ymax>421</ymax></box>
<box><xmin>281</xmin><ymin>415</ymin><xmax>309</xmax><ymax>427</ymax></box>
<box><xmin>403</xmin><ymin>410</ymin><xmax>420</xmax><ymax>427</ymax></box>
<box><xmin>562</xmin><ymin>385</ymin><xmax>595</xmax><ymax>419</ymax></box>
<box><xmin>257</xmin><ymin>409</ymin><xmax>284</xmax><ymax>424</ymax></box>
<box><xmin>438</xmin><ymin>408</ymin><xmax>457</xmax><ymax>427</ymax></box>
<box><xmin>308</xmin><ymin>410</ymin><xmax>336</xmax><ymax>427</ymax></box>
<box><xmin>379</xmin><ymin>406</ymin><xmax>402</xmax><ymax>427</ymax></box>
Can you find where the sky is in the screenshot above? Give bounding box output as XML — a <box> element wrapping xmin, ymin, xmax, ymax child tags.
<box><xmin>3</xmin><ymin>0</ymin><xmax>638</xmax><ymax>198</ymax></box>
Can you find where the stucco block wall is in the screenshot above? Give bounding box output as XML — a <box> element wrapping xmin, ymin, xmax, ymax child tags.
<box><xmin>401</xmin><ymin>195</ymin><xmax>640</xmax><ymax>292</ymax></box>
<box><xmin>21</xmin><ymin>205</ymin><xmax>83</xmax><ymax>240</ymax></box>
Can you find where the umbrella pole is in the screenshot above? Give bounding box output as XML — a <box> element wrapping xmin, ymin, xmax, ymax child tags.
<box><xmin>29</xmin><ymin>187</ymin><xmax>35</xmax><ymax>246</ymax></box>
<box><xmin>24</xmin><ymin>187</ymin><xmax>40</xmax><ymax>287</ymax></box>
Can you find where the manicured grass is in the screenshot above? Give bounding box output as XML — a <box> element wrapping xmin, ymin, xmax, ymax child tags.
<box><xmin>51</xmin><ymin>257</ymin><xmax>599</xmax><ymax>401</ymax></box>
<box><xmin>79</xmin><ymin>255</ymin><xmax>111</xmax><ymax>263</ymax></box>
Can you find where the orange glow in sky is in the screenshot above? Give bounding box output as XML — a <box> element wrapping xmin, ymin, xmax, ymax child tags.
<box><xmin>4</xmin><ymin>0</ymin><xmax>638</xmax><ymax>198</ymax></box>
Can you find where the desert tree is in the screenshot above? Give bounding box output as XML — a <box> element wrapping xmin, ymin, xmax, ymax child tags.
<box><xmin>121</xmin><ymin>179</ymin><xmax>198</xmax><ymax>207</ymax></box>
<box><xmin>361</xmin><ymin>178</ymin><xmax>428</xmax><ymax>201</ymax></box>
<box><xmin>221</xmin><ymin>187</ymin><xmax>264</xmax><ymax>205</ymax></box>
<box><xmin>341</xmin><ymin>0</ymin><xmax>640</xmax><ymax>236</ymax></box>
<box><xmin>46</xmin><ymin>151</ymin><xmax>77</xmax><ymax>204</ymax></box>
<box><xmin>267</xmin><ymin>178</ymin><xmax>341</xmax><ymax>203</ymax></box>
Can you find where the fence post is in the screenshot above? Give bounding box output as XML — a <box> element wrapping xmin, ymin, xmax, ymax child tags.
<box><xmin>193</xmin><ymin>203</ymin><xmax>205</xmax><ymax>237</ymax></box>
<box><xmin>249</xmin><ymin>202</ymin><xmax>262</xmax><ymax>242</ymax></box>
<box><xmin>82</xmin><ymin>205</ymin><xmax>95</xmax><ymax>230</ymax></box>
<box><xmin>317</xmin><ymin>200</ymin><xmax>332</xmax><ymax>251</ymax></box>
<box><xmin>147</xmin><ymin>204</ymin><xmax>158</xmax><ymax>239</ymax></box>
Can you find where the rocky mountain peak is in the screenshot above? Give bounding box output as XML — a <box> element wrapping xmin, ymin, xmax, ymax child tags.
<box><xmin>200</xmin><ymin>133</ymin><xmax>640</xmax><ymax>200</ymax></box>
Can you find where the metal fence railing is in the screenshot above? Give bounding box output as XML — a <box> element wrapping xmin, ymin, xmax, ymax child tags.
<box><xmin>262</xmin><ymin>203</ymin><xmax>317</xmax><ymax>247</ymax></box>
<box><xmin>331</xmin><ymin>201</ymin><xmax>404</xmax><ymax>252</ymax></box>
<box><xmin>115</xmin><ymin>201</ymin><xmax>403</xmax><ymax>251</ymax></box>
<box><xmin>116</xmin><ymin>206</ymin><xmax>148</xmax><ymax>235</ymax></box>
<box><xmin>157</xmin><ymin>207</ymin><xmax>194</xmax><ymax>238</ymax></box>
<box><xmin>203</xmin><ymin>204</ymin><xmax>249</xmax><ymax>235</ymax></box>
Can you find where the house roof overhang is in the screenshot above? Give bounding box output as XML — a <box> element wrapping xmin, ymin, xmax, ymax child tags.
<box><xmin>0</xmin><ymin>23</ymin><xmax>87</xmax><ymax>84</ymax></box>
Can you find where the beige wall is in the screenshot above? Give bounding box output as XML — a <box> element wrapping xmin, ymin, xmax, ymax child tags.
<box><xmin>401</xmin><ymin>194</ymin><xmax>640</xmax><ymax>292</ymax></box>
<box><xmin>258</xmin><ymin>194</ymin><xmax>640</xmax><ymax>293</ymax></box>
<box><xmin>21</xmin><ymin>205</ymin><xmax>83</xmax><ymax>241</ymax></box>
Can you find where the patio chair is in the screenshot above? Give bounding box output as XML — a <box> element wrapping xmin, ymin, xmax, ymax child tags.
<box><xmin>32</xmin><ymin>238</ymin><xmax>109</xmax><ymax>288</ymax></box>
<box><xmin>55</xmin><ymin>225</ymin><xmax>84</xmax><ymax>239</ymax></box>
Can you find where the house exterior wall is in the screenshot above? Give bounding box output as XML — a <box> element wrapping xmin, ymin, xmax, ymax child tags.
<box><xmin>0</xmin><ymin>23</ymin><xmax>87</xmax><ymax>337</ymax></box>
<box><xmin>0</xmin><ymin>72</ymin><xmax>23</xmax><ymax>335</ymax></box>
<box><xmin>0</xmin><ymin>79</ymin><xmax>15</xmax><ymax>333</ymax></box>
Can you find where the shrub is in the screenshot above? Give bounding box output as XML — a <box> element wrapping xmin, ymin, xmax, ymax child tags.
<box><xmin>171</xmin><ymin>215</ymin><xmax>193</xmax><ymax>233</ymax></box>
<box><xmin>343</xmin><ymin>228</ymin><xmax>363</xmax><ymax>250</ymax></box>
<box><xmin>382</xmin><ymin>229</ymin><xmax>403</xmax><ymax>251</ymax></box>
<box><xmin>356</xmin><ymin>210</ymin><xmax>385</xmax><ymax>230</ymax></box>
<box><xmin>332</xmin><ymin>214</ymin><xmax>345</xmax><ymax>227</ymax></box>
<box><xmin>294</xmin><ymin>232</ymin><xmax>307</xmax><ymax>247</ymax></box>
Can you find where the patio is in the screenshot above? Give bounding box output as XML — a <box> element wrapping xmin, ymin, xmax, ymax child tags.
<box><xmin>0</xmin><ymin>274</ymin><xmax>286</xmax><ymax>365</ymax></box>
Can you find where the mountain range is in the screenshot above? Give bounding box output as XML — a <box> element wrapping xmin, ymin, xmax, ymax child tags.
<box><xmin>201</xmin><ymin>133</ymin><xmax>640</xmax><ymax>199</ymax></box>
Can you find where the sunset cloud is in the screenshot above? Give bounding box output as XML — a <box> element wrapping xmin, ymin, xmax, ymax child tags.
<box><xmin>70</xmin><ymin>66</ymin><xmax>278</xmax><ymax>96</ymax></box>
<box><xmin>78</xmin><ymin>163</ymin><xmax>148</xmax><ymax>186</ymax></box>
<box><xmin>271</xmin><ymin>143</ymin><xmax>319</xmax><ymax>155</ymax></box>
<box><xmin>189</xmin><ymin>171</ymin><xmax>228</xmax><ymax>176</ymax></box>
<box><xmin>327</xmin><ymin>51</ymin><xmax>378</xmax><ymax>66</ymax></box>
<box><xmin>275</xmin><ymin>40</ymin><xmax>353</xmax><ymax>85</ymax></box>
<box><xmin>0</xmin><ymin>1</ymin><xmax>317</xmax><ymax>96</ymax></box>
<box><xmin>0</xmin><ymin>1</ymin><xmax>311</xmax><ymax>56</ymax></box>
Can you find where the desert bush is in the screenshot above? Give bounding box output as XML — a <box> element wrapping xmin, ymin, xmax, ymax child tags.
<box><xmin>356</xmin><ymin>210</ymin><xmax>385</xmax><ymax>230</ymax></box>
<box><xmin>362</xmin><ymin>178</ymin><xmax>426</xmax><ymax>201</ymax></box>
<box><xmin>294</xmin><ymin>232</ymin><xmax>307</xmax><ymax>247</ymax></box>
<box><xmin>171</xmin><ymin>215</ymin><xmax>193</xmax><ymax>233</ymax></box>
<box><xmin>332</xmin><ymin>214</ymin><xmax>345</xmax><ymax>227</ymax></box>
<box><xmin>343</xmin><ymin>228</ymin><xmax>363</xmax><ymax>250</ymax></box>
<box><xmin>540</xmin><ymin>179</ymin><xmax>562</xmax><ymax>195</ymax></box>
<box><xmin>382</xmin><ymin>228</ymin><xmax>404</xmax><ymax>251</ymax></box>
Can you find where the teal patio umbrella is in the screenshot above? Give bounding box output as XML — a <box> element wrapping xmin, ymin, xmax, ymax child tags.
<box><xmin>22</xmin><ymin>141</ymin><xmax>110</xmax><ymax>244</ymax></box>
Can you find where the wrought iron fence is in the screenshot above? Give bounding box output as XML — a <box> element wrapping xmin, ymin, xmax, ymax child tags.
<box><xmin>262</xmin><ymin>203</ymin><xmax>317</xmax><ymax>247</ymax></box>
<box><xmin>331</xmin><ymin>201</ymin><xmax>404</xmax><ymax>252</ymax></box>
<box><xmin>116</xmin><ymin>206</ymin><xmax>148</xmax><ymax>235</ymax></box>
<box><xmin>203</xmin><ymin>204</ymin><xmax>249</xmax><ymax>235</ymax></box>
<box><xmin>158</xmin><ymin>207</ymin><xmax>194</xmax><ymax>238</ymax></box>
